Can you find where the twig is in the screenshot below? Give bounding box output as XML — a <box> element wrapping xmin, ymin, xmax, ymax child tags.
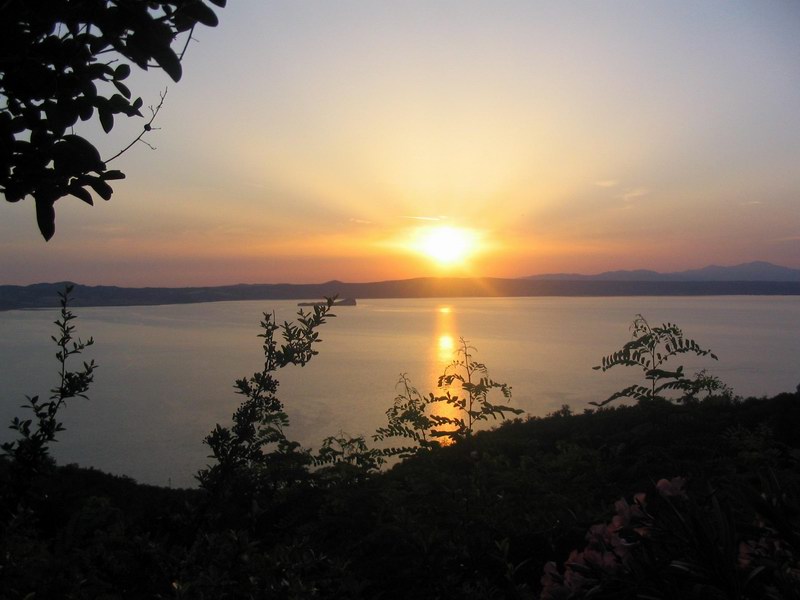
<box><xmin>104</xmin><ymin>89</ymin><xmax>167</xmax><ymax>163</ymax></box>
<box><xmin>145</xmin><ymin>26</ymin><xmax>196</xmax><ymax>68</ymax></box>
<box><xmin>177</xmin><ymin>25</ymin><xmax>197</xmax><ymax>61</ymax></box>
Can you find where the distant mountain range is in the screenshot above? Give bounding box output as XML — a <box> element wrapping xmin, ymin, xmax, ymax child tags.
<box><xmin>2</xmin><ymin>262</ymin><xmax>799</xmax><ymax>311</ymax></box>
<box><xmin>525</xmin><ymin>261</ymin><xmax>800</xmax><ymax>282</ymax></box>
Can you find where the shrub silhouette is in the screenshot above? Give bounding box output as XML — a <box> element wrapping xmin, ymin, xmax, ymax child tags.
<box><xmin>593</xmin><ymin>314</ymin><xmax>729</xmax><ymax>407</ymax></box>
<box><xmin>196</xmin><ymin>299</ymin><xmax>336</xmax><ymax>520</ymax></box>
<box><xmin>374</xmin><ymin>338</ymin><xmax>523</xmax><ymax>456</ymax></box>
<box><xmin>2</xmin><ymin>285</ymin><xmax>96</xmax><ymax>484</ymax></box>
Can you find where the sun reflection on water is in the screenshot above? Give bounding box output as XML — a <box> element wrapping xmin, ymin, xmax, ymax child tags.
<box><xmin>430</xmin><ymin>305</ymin><xmax>460</xmax><ymax>443</ymax></box>
<box><xmin>437</xmin><ymin>334</ymin><xmax>455</xmax><ymax>363</ymax></box>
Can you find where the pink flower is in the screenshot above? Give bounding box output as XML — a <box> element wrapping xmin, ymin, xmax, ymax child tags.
<box><xmin>566</xmin><ymin>548</ymin><xmax>585</xmax><ymax>567</ymax></box>
<box><xmin>563</xmin><ymin>566</ymin><xmax>592</xmax><ymax>594</ymax></box>
<box><xmin>539</xmin><ymin>561</ymin><xmax>569</xmax><ymax>600</ymax></box>
<box><xmin>609</xmin><ymin>496</ymin><xmax>649</xmax><ymax>540</ymax></box>
<box><xmin>738</xmin><ymin>541</ymin><xmax>754</xmax><ymax>569</ymax></box>
<box><xmin>656</xmin><ymin>476</ymin><xmax>687</xmax><ymax>498</ymax></box>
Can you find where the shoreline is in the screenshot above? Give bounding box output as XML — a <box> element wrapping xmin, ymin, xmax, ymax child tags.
<box><xmin>3</xmin><ymin>278</ymin><xmax>800</xmax><ymax>311</ymax></box>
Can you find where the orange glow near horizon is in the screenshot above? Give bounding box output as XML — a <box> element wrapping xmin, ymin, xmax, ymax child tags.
<box><xmin>2</xmin><ymin>4</ymin><xmax>799</xmax><ymax>287</ymax></box>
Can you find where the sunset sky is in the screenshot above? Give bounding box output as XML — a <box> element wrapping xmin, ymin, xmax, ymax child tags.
<box><xmin>2</xmin><ymin>1</ymin><xmax>799</xmax><ymax>286</ymax></box>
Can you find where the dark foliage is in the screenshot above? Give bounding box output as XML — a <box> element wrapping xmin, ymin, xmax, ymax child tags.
<box><xmin>0</xmin><ymin>0</ymin><xmax>225</xmax><ymax>239</ymax></box>
<box><xmin>3</xmin><ymin>390</ymin><xmax>799</xmax><ymax>598</ymax></box>
<box><xmin>1</xmin><ymin>285</ymin><xmax>95</xmax><ymax>511</ymax></box>
<box><xmin>593</xmin><ymin>314</ymin><xmax>726</xmax><ymax>407</ymax></box>
<box><xmin>196</xmin><ymin>300</ymin><xmax>336</xmax><ymax>523</ymax></box>
<box><xmin>374</xmin><ymin>340</ymin><xmax>522</xmax><ymax>458</ymax></box>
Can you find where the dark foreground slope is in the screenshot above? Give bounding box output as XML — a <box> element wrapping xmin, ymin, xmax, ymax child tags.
<box><xmin>2</xmin><ymin>391</ymin><xmax>799</xmax><ymax>599</ymax></box>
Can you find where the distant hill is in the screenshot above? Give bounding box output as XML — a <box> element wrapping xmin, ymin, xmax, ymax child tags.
<box><xmin>3</xmin><ymin>271</ymin><xmax>800</xmax><ymax>311</ymax></box>
<box><xmin>526</xmin><ymin>261</ymin><xmax>800</xmax><ymax>282</ymax></box>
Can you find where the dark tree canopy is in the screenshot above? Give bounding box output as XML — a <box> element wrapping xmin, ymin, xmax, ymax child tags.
<box><xmin>0</xmin><ymin>0</ymin><xmax>225</xmax><ymax>240</ymax></box>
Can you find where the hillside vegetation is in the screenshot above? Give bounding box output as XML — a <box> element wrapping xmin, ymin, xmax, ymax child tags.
<box><xmin>2</xmin><ymin>392</ymin><xmax>799</xmax><ymax>599</ymax></box>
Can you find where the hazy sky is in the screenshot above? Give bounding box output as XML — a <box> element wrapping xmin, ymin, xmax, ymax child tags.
<box><xmin>2</xmin><ymin>1</ymin><xmax>799</xmax><ymax>286</ymax></box>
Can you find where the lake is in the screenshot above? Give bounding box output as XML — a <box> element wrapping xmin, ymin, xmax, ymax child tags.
<box><xmin>1</xmin><ymin>296</ymin><xmax>798</xmax><ymax>488</ymax></box>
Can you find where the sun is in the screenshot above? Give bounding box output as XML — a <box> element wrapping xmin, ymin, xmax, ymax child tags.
<box><xmin>413</xmin><ymin>226</ymin><xmax>479</xmax><ymax>266</ymax></box>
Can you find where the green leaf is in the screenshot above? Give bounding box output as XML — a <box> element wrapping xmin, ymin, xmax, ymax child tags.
<box><xmin>182</xmin><ymin>1</ymin><xmax>220</xmax><ymax>27</ymax></box>
<box><xmin>151</xmin><ymin>43</ymin><xmax>182</xmax><ymax>82</ymax></box>
<box><xmin>88</xmin><ymin>178</ymin><xmax>113</xmax><ymax>200</ymax></box>
<box><xmin>69</xmin><ymin>186</ymin><xmax>94</xmax><ymax>205</ymax></box>
<box><xmin>98</xmin><ymin>107</ymin><xmax>114</xmax><ymax>133</ymax></box>
<box><xmin>113</xmin><ymin>80</ymin><xmax>132</xmax><ymax>99</ymax></box>
<box><xmin>102</xmin><ymin>170</ymin><xmax>126</xmax><ymax>181</ymax></box>
<box><xmin>59</xmin><ymin>135</ymin><xmax>104</xmax><ymax>172</ymax></box>
<box><xmin>114</xmin><ymin>63</ymin><xmax>131</xmax><ymax>80</ymax></box>
<box><xmin>35</xmin><ymin>198</ymin><xmax>56</xmax><ymax>241</ymax></box>
<box><xmin>77</xmin><ymin>99</ymin><xmax>94</xmax><ymax>121</ymax></box>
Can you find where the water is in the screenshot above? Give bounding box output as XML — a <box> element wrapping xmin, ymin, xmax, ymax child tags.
<box><xmin>1</xmin><ymin>296</ymin><xmax>798</xmax><ymax>487</ymax></box>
